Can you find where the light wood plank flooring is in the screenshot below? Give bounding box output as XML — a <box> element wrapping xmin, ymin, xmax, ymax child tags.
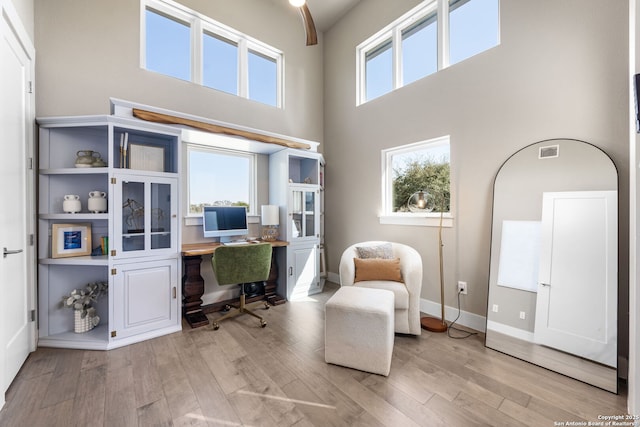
<box><xmin>0</xmin><ymin>283</ymin><xmax>628</xmax><ymax>426</ymax></box>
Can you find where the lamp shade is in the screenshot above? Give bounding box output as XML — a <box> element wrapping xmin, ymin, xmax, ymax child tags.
<box><xmin>261</xmin><ymin>205</ymin><xmax>279</xmax><ymax>226</ymax></box>
<box><xmin>289</xmin><ymin>0</ymin><xmax>305</xmax><ymax>7</ymax></box>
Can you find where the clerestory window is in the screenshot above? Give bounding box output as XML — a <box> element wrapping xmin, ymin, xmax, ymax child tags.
<box><xmin>142</xmin><ymin>0</ymin><xmax>283</xmax><ymax>108</ymax></box>
<box><xmin>358</xmin><ymin>0</ymin><xmax>499</xmax><ymax>104</ymax></box>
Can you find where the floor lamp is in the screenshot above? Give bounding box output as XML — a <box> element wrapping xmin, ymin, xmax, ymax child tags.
<box><xmin>420</xmin><ymin>208</ymin><xmax>447</xmax><ymax>332</ymax></box>
<box><xmin>408</xmin><ymin>190</ymin><xmax>447</xmax><ymax>333</ymax></box>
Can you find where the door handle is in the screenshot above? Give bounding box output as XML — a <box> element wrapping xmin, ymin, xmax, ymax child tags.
<box><xmin>540</xmin><ymin>283</ymin><xmax>551</xmax><ymax>287</ymax></box>
<box><xmin>3</xmin><ymin>247</ymin><xmax>23</xmax><ymax>258</ymax></box>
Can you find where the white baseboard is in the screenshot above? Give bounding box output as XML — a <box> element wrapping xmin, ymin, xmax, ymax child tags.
<box><xmin>327</xmin><ymin>272</ymin><xmax>486</xmax><ymax>332</ymax></box>
<box><xmin>486</xmin><ymin>320</ymin><xmax>534</xmax><ymax>342</ymax></box>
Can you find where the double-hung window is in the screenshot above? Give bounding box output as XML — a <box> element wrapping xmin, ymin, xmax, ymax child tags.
<box><xmin>380</xmin><ymin>136</ymin><xmax>451</xmax><ymax>227</ymax></box>
<box><xmin>358</xmin><ymin>0</ymin><xmax>499</xmax><ymax>104</ymax></box>
<box><xmin>143</xmin><ymin>0</ymin><xmax>283</xmax><ymax>107</ymax></box>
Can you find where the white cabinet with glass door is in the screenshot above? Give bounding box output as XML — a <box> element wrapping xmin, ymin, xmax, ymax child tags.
<box><xmin>36</xmin><ymin>115</ymin><xmax>181</xmax><ymax>350</ymax></box>
<box><xmin>269</xmin><ymin>149</ymin><xmax>324</xmax><ymax>300</ymax></box>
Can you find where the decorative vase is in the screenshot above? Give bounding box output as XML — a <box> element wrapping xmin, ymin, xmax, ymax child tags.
<box><xmin>74</xmin><ymin>310</ymin><xmax>99</xmax><ymax>333</ymax></box>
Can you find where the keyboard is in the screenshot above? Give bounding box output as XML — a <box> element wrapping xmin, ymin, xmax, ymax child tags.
<box><xmin>222</xmin><ymin>241</ymin><xmax>249</xmax><ymax>246</ymax></box>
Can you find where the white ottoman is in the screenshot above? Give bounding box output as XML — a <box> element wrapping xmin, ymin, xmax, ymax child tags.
<box><xmin>325</xmin><ymin>286</ymin><xmax>395</xmax><ymax>376</ymax></box>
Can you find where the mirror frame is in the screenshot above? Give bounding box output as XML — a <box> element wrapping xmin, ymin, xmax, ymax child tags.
<box><xmin>485</xmin><ymin>138</ymin><xmax>618</xmax><ymax>393</ymax></box>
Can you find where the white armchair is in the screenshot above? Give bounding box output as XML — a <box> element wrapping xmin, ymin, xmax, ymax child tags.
<box><xmin>339</xmin><ymin>241</ymin><xmax>423</xmax><ymax>336</ymax></box>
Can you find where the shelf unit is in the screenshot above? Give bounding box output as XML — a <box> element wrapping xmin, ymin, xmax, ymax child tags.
<box><xmin>269</xmin><ymin>149</ymin><xmax>324</xmax><ymax>301</ymax></box>
<box><xmin>37</xmin><ymin>115</ymin><xmax>182</xmax><ymax>350</ymax></box>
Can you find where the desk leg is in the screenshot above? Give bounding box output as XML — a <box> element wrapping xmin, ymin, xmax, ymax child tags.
<box><xmin>182</xmin><ymin>255</ymin><xmax>210</xmax><ymax>328</ymax></box>
<box><xmin>265</xmin><ymin>250</ymin><xmax>286</xmax><ymax>305</ymax></box>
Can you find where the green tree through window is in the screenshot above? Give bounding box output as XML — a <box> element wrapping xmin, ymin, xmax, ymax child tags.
<box><xmin>393</xmin><ymin>157</ymin><xmax>450</xmax><ymax>213</ymax></box>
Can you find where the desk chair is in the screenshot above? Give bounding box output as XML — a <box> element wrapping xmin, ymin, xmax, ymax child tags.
<box><xmin>211</xmin><ymin>242</ymin><xmax>273</xmax><ymax>330</ymax></box>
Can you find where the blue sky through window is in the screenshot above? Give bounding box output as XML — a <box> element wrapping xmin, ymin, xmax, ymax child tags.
<box><xmin>146</xmin><ymin>9</ymin><xmax>190</xmax><ymax>81</ymax></box>
<box><xmin>365</xmin><ymin>41</ymin><xmax>393</xmax><ymax>101</ymax></box>
<box><xmin>189</xmin><ymin>150</ymin><xmax>251</xmax><ymax>212</ymax></box>
<box><xmin>203</xmin><ymin>33</ymin><xmax>238</xmax><ymax>95</ymax></box>
<box><xmin>450</xmin><ymin>0</ymin><xmax>499</xmax><ymax>65</ymax></box>
<box><xmin>248</xmin><ymin>50</ymin><xmax>277</xmax><ymax>106</ymax></box>
<box><xmin>402</xmin><ymin>13</ymin><xmax>438</xmax><ymax>86</ymax></box>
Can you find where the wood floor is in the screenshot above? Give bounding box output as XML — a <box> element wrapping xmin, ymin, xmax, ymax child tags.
<box><xmin>0</xmin><ymin>282</ymin><xmax>628</xmax><ymax>426</ymax></box>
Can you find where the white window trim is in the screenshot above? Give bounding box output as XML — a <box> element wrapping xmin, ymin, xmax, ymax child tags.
<box><xmin>141</xmin><ymin>0</ymin><xmax>284</xmax><ymax>108</ymax></box>
<box><xmin>184</xmin><ymin>143</ymin><xmax>257</xmax><ymax>225</ymax></box>
<box><xmin>380</xmin><ymin>135</ymin><xmax>453</xmax><ymax>227</ymax></box>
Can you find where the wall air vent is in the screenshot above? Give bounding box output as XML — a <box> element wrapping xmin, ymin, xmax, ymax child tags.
<box><xmin>538</xmin><ymin>145</ymin><xmax>559</xmax><ymax>159</ymax></box>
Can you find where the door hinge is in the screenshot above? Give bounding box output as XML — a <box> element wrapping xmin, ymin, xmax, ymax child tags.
<box><xmin>28</xmin><ymin>157</ymin><xmax>33</xmax><ymax>170</ymax></box>
<box><xmin>111</xmin><ymin>177</ymin><xmax>116</xmax><ymax>184</ymax></box>
<box><xmin>111</xmin><ymin>249</ymin><xmax>116</xmax><ymax>257</ymax></box>
<box><xmin>30</xmin><ymin>309</ymin><xmax>36</xmax><ymax>322</ymax></box>
<box><xmin>111</xmin><ymin>330</ymin><xmax>117</xmax><ymax>338</ymax></box>
<box><xmin>172</xmin><ymin>286</ymin><xmax>177</xmax><ymax>299</ymax></box>
<box><xmin>27</xmin><ymin>81</ymin><xmax>33</xmax><ymax>94</ymax></box>
<box><xmin>29</xmin><ymin>234</ymin><xmax>34</xmax><ymax>246</ymax></box>
<box><xmin>111</xmin><ymin>268</ymin><xmax>117</xmax><ymax>275</ymax></box>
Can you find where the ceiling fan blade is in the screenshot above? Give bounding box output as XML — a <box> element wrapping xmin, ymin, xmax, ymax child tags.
<box><xmin>299</xmin><ymin>4</ymin><xmax>318</xmax><ymax>46</ymax></box>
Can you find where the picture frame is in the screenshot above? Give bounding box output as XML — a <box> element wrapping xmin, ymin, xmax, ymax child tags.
<box><xmin>52</xmin><ymin>223</ymin><xmax>92</xmax><ymax>258</ymax></box>
<box><xmin>129</xmin><ymin>143</ymin><xmax>165</xmax><ymax>172</ymax></box>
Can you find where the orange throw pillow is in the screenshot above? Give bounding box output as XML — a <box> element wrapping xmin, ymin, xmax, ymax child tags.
<box><xmin>353</xmin><ymin>257</ymin><xmax>403</xmax><ymax>283</ymax></box>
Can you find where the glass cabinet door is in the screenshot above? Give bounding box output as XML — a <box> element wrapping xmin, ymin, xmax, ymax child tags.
<box><xmin>150</xmin><ymin>182</ymin><xmax>172</xmax><ymax>250</ymax></box>
<box><xmin>121</xmin><ymin>180</ymin><xmax>145</xmax><ymax>253</ymax></box>
<box><xmin>290</xmin><ymin>187</ymin><xmax>318</xmax><ymax>241</ymax></box>
<box><xmin>114</xmin><ymin>174</ymin><xmax>177</xmax><ymax>258</ymax></box>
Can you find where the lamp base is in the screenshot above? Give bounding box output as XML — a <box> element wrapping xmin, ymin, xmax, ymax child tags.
<box><xmin>421</xmin><ymin>316</ymin><xmax>448</xmax><ymax>333</ymax></box>
<box><xmin>261</xmin><ymin>225</ymin><xmax>279</xmax><ymax>242</ymax></box>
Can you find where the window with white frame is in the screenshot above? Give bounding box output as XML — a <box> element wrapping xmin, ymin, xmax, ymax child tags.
<box><xmin>142</xmin><ymin>0</ymin><xmax>283</xmax><ymax>107</ymax></box>
<box><xmin>187</xmin><ymin>145</ymin><xmax>256</xmax><ymax>216</ymax></box>
<box><xmin>358</xmin><ymin>0</ymin><xmax>499</xmax><ymax>104</ymax></box>
<box><xmin>381</xmin><ymin>137</ymin><xmax>451</xmax><ymax>226</ymax></box>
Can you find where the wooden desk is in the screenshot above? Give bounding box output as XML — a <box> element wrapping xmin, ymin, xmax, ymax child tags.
<box><xmin>181</xmin><ymin>240</ymin><xmax>289</xmax><ymax>328</ymax></box>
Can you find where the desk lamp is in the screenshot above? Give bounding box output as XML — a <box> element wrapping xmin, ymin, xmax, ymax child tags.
<box><xmin>261</xmin><ymin>205</ymin><xmax>280</xmax><ymax>241</ymax></box>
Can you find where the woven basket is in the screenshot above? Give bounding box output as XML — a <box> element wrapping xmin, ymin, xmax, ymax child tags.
<box><xmin>74</xmin><ymin>310</ymin><xmax>98</xmax><ymax>333</ymax></box>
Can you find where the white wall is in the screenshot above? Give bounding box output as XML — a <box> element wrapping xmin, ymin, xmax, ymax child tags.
<box><xmin>34</xmin><ymin>0</ymin><xmax>324</xmax><ymax>143</ymax></box>
<box><xmin>323</xmin><ymin>0</ymin><xmax>630</xmax><ymax>348</ymax></box>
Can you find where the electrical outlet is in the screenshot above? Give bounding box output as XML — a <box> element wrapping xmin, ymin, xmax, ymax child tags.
<box><xmin>457</xmin><ymin>281</ymin><xmax>468</xmax><ymax>295</ymax></box>
<box><xmin>519</xmin><ymin>311</ymin><xmax>526</xmax><ymax>320</ymax></box>
<box><xmin>492</xmin><ymin>304</ymin><xmax>499</xmax><ymax>313</ymax></box>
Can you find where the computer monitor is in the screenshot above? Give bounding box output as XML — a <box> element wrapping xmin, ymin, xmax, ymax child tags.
<box><xmin>203</xmin><ymin>206</ymin><xmax>248</xmax><ymax>243</ymax></box>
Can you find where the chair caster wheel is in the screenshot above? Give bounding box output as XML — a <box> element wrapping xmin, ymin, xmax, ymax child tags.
<box><xmin>264</xmin><ymin>302</ymin><xmax>270</xmax><ymax>309</ymax></box>
<box><xmin>224</xmin><ymin>305</ymin><xmax>232</xmax><ymax>311</ymax></box>
<box><xmin>260</xmin><ymin>320</ymin><xmax>267</xmax><ymax>328</ymax></box>
<box><xmin>212</xmin><ymin>322</ymin><xmax>220</xmax><ymax>330</ymax></box>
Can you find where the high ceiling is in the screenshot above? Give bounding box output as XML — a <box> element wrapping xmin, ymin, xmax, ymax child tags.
<box><xmin>305</xmin><ymin>0</ymin><xmax>362</xmax><ymax>32</ymax></box>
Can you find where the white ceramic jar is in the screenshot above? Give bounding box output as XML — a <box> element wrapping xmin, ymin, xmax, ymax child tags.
<box><xmin>62</xmin><ymin>195</ymin><xmax>81</xmax><ymax>213</ymax></box>
<box><xmin>87</xmin><ymin>191</ymin><xmax>107</xmax><ymax>213</ymax></box>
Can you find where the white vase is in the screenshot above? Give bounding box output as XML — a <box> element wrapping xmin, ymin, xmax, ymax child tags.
<box><xmin>74</xmin><ymin>310</ymin><xmax>99</xmax><ymax>333</ymax></box>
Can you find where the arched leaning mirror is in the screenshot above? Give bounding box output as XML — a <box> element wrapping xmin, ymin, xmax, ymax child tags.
<box><xmin>486</xmin><ymin>139</ymin><xmax>618</xmax><ymax>393</ymax></box>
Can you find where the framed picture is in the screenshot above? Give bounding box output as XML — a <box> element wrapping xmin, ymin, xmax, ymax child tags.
<box><xmin>52</xmin><ymin>223</ymin><xmax>92</xmax><ymax>258</ymax></box>
<box><xmin>129</xmin><ymin>143</ymin><xmax>164</xmax><ymax>172</ymax></box>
